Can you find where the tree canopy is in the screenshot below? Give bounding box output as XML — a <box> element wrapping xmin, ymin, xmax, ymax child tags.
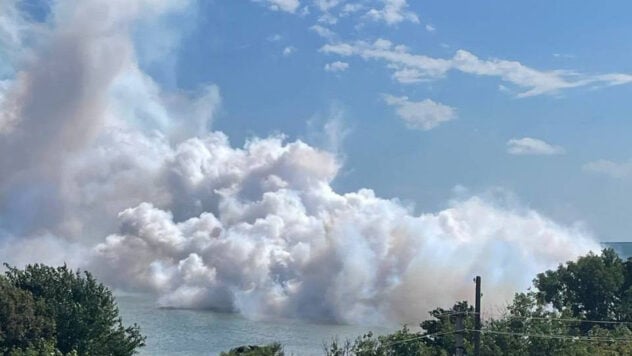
<box><xmin>0</xmin><ymin>263</ymin><xmax>145</xmax><ymax>355</ymax></box>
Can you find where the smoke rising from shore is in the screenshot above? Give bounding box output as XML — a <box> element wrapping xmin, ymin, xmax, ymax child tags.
<box><xmin>0</xmin><ymin>0</ymin><xmax>599</xmax><ymax>324</ymax></box>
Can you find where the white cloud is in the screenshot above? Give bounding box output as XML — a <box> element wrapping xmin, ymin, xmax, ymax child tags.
<box><xmin>93</xmin><ymin>186</ymin><xmax>598</xmax><ymax>323</ymax></box>
<box><xmin>324</xmin><ymin>61</ymin><xmax>349</xmax><ymax>72</ymax></box>
<box><xmin>282</xmin><ymin>46</ymin><xmax>296</xmax><ymax>56</ymax></box>
<box><xmin>306</xmin><ymin>104</ymin><xmax>350</xmax><ymax>155</ymax></box>
<box><xmin>0</xmin><ymin>0</ymin><xmax>33</xmax><ymax>79</ymax></box>
<box><xmin>321</xmin><ymin>38</ymin><xmax>632</xmax><ymax>97</ymax></box>
<box><xmin>313</xmin><ymin>0</ymin><xmax>342</xmax><ymax>11</ymax></box>
<box><xmin>391</xmin><ymin>68</ymin><xmax>425</xmax><ymax>83</ymax></box>
<box><xmin>553</xmin><ymin>53</ymin><xmax>575</xmax><ymax>59</ymax></box>
<box><xmin>366</xmin><ymin>0</ymin><xmax>419</xmax><ymax>25</ymax></box>
<box><xmin>506</xmin><ymin>137</ymin><xmax>565</xmax><ymax>155</ymax></box>
<box><xmin>255</xmin><ymin>0</ymin><xmax>301</xmax><ymax>13</ymax></box>
<box><xmin>425</xmin><ymin>24</ymin><xmax>435</xmax><ymax>32</ymax></box>
<box><xmin>341</xmin><ymin>3</ymin><xmax>364</xmax><ymax>15</ymax></box>
<box><xmin>583</xmin><ymin>159</ymin><xmax>632</xmax><ymax>179</ymax></box>
<box><xmin>310</xmin><ymin>24</ymin><xmax>337</xmax><ymax>40</ymax></box>
<box><xmin>318</xmin><ymin>12</ymin><xmax>338</xmax><ymax>25</ymax></box>
<box><xmin>267</xmin><ymin>33</ymin><xmax>282</xmax><ymax>42</ymax></box>
<box><xmin>383</xmin><ymin>94</ymin><xmax>456</xmax><ymax>131</ymax></box>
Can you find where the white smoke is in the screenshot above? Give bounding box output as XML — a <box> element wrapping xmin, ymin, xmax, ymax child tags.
<box><xmin>91</xmin><ymin>143</ymin><xmax>598</xmax><ymax>323</ymax></box>
<box><xmin>0</xmin><ymin>0</ymin><xmax>599</xmax><ymax>325</ymax></box>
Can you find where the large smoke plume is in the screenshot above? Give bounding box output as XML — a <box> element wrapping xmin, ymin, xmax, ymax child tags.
<box><xmin>0</xmin><ymin>0</ymin><xmax>599</xmax><ymax>324</ymax></box>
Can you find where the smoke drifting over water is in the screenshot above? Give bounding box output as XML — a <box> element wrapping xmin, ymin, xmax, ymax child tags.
<box><xmin>0</xmin><ymin>0</ymin><xmax>599</xmax><ymax>324</ymax></box>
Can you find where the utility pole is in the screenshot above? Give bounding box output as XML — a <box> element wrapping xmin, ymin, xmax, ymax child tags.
<box><xmin>454</xmin><ymin>310</ymin><xmax>465</xmax><ymax>356</ymax></box>
<box><xmin>474</xmin><ymin>276</ymin><xmax>481</xmax><ymax>356</ymax></box>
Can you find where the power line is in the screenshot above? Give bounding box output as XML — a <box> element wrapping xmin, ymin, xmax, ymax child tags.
<box><xmin>380</xmin><ymin>330</ymin><xmax>457</xmax><ymax>348</ymax></box>
<box><xmin>490</xmin><ymin>314</ymin><xmax>632</xmax><ymax>327</ymax></box>
<box><xmin>352</xmin><ymin>328</ymin><xmax>632</xmax><ymax>351</ymax></box>
<box><xmin>468</xmin><ymin>329</ymin><xmax>632</xmax><ymax>343</ymax></box>
<box><xmin>461</xmin><ymin>310</ymin><xmax>632</xmax><ymax>327</ymax></box>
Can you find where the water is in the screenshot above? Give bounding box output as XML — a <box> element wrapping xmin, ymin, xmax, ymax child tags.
<box><xmin>116</xmin><ymin>294</ymin><xmax>394</xmax><ymax>355</ymax></box>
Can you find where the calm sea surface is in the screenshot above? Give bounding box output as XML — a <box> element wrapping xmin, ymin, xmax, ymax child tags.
<box><xmin>116</xmin><ymin>294</ymin><xmax>393</xmax><ymax>356</ymax></box>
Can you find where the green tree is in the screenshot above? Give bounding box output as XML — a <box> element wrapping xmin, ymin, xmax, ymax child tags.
<box><xmin>0</xmin><ymin>277</ymin><xmax>55</xmax><ymax>354</ymax></box>
<box><xmin>324</xmin><ymin>326</ymin><xmax>432</xmax><ymax>356</ymax></box>
<box><xmin>3</xmin><ymin>263</ymin><xmax>145</xmax><ymax>355</ymax></box>
<box><xmin>535</xmin><ymin>249</ymin><xmax>626</xmax><ymax>325</ymax></box>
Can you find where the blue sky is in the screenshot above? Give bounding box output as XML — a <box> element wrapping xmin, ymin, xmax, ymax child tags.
<box><xmin>155</xmin><ymin>0</ymin><xmax>632</xmax><ymax>241</ymax></box>
<box><xmin>13</xmin><ymin>0</ymin><xmax>632</xmax><ymax>241</ymax></box>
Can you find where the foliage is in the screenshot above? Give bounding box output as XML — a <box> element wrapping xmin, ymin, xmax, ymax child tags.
<box><xmin>5</xmin><ymin>339</ymin><xmax>65</xmax><ymax>356</ymax></box>
<box><xmin>0</xmin><ymin>277</ymin><xmax>55</xmax><ymax>353</ymax></box>
<box><xmin>535</xmin><ymin>248</ymin><xmax>627</xmax><ymax>326</ymax></box>
<box><xmin>1</xmin><ymin>263</ymin><xmax>145</xmax><ymax>355</ymax></box>
<box><xmin>324</xmin><ymin>326</ymin><xmax>431</xmax><ymax>356</ymax></box>
<box><xmin>220</xmin><ymin>342</ymin><xmax>284</xmax><ymax>356</ymax></box>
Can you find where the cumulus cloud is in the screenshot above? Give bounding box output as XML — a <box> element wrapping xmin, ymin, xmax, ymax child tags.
<box><xmin>313</xmin><ymin>0</ymin><xmax>342</xmax><ymax>12</ymax></box>
<box><xmin>0</xmin><ymin>0</ymin><xmax>600</xmax><ymax>326</ymax></box>
<box><xmin>583</xmin><ymin>159</ymin><xmax>632</xmax><ymax>179</ymax></box>
<box><xmin>254</xmin><ymin>0</ymin><xmax>301</xmax><ymax>13</ymax></box>
<box><xmin>0</xmin><ymin>0</ymin><xmax>209</xmax><ymax>241</ymax></box>
<box><xmin>86</xmin><ymin>130</ymin><xmax>599</xmax><ymax>323</ymax></box>
<box><xmin>92</xmin><ymin>180</ymin><xmax>598</xmax><ymax>323</ymax></box>
<box><xmin>340</xmin><ymin>3</ymin><xmax>364</xmax><ymax>16</ymax></box>
<box><xmin>310</xmin><ymin>24</ymin><xmax>337</xmax><ymax>40</ymax></box>
<box><xmin>507</xmin><ymin>137</ymin><xmax>565</xmax><ymax>155</ymax></box>
<box><xmin>324</xmin><ymin>61</ymin><xmax>349</xmax><ymax>72</ymax></box>
<box><xmin>321</xmin><ymin>39</ymin><xmax>632</xmax><ymax>97</ymax></box>
<box><xmin>283</xmin><ymin>46</ymin><xmax>296</xmax><ymax>56</ymax></box>
<box><xmin>383</xmin><ymin>95</ymin><xmax>456</xmax><ymax>131</ymax></box>
<box><xmin>365</xmin><ymin>0</ymin><xmax>419</xmax><ymax>25</ymax></box>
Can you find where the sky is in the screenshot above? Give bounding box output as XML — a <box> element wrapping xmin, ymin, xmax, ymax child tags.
<box><xmin>5</xmin><ymin>0</ymin><xmax>632</xmax><ymax>241</ymax></box>
<box><xmin>0</xmin><ymin>0</ymin><xmax>629</xmax><ymax>323</ymax></box>
<box><xmin>148</xmin><ymin>0</ymin><xmax>632</xmax><ymax>241</ymax></box>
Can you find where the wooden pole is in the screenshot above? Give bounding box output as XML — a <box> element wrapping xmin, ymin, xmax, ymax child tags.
<box><xmin>474</xmin><ymin>276</ymin><xmax>481</xmax><ymax>356</ymax></box>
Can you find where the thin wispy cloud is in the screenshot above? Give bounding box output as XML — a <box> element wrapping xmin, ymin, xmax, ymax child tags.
<box><xmin>254</xmin><ymin>0</ymin><xmax>301</xmax><ymax>13</ymax></box>
<box><xmin>267</xmin><ymin>34</ymin><xmax>283</xmax><ymax>42</ymax></box>
<box><xmin>324</xmin><ymin>61</ymin><xmax>349</xmax><ymax>72</ymax></box>
<box><xmin>365</xmin><ymin>0</ymin><xmax>419</xmax><ymax>25</ymax></box>
<box><xmin>341</xmin><ymin>3</ymin><xmax>364</xmax><ymax>15</ymax></box>
<box><xmin>283</xmin><ymin>46</ymin><xmax>296</xmax><ymax>56</ymax></box>
<box><xmin>583</xmin><ymin>159</ymin><xmax>632</xmax><ymax>179</ymax></box>
<box><xmin>310</xmin><ymin>24</ymin><xmax>337</xmax><ymax>40</ymax></box>
<box><xmin>321</xmin><ymin>38</ymin><xmax>632</xmax><ymax>97</ymax></box>
<box><xmin>313</xmin><ymin>0</ymin><xmax>342</xmax><ymax>12</ymax></box>
<box><xmin>383</xmin><ymin>94</ymin><xmax>456</xmax><ymax>131</ymax></box>
<box><xmin>507</xmin><ymin>137</ymin><xmax>565</xmax><ymax>155</ymax></box>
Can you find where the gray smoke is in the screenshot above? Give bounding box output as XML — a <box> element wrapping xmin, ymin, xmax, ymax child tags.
<box><xmin>0</xmin><ymin>0</ymin><xmax>599</xmax><ymax>325</ymax></box>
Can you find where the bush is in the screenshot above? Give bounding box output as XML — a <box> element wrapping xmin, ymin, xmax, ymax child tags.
<box><xmin>0</xmin><ymin>277</ymin><xmax>55</xmax><ymax>354</ymax></box>
<box><xmin>220</xmin><ymin>342</ymin><xmax>284</xmax><ymax>355</ymax></box>
<box><xmin>324</xmin><ymin>326</ymin><xmax>431</xmax><ymax>356</ymax></box>
<box><xmin>1</xmin><ymin>263</ymin><xmax>145</xmax><ymax>355</ymax></box>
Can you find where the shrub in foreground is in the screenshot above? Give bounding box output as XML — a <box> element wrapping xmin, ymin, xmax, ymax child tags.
<box><xmin>220</xmin><ymin>342</ymin><xmax>284</xmax><ymax>355</ymax></box>
<box><xmin>1</xmin><ymin>263</ymin><xmax>145</xmax><ymax>355</ymax></box>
